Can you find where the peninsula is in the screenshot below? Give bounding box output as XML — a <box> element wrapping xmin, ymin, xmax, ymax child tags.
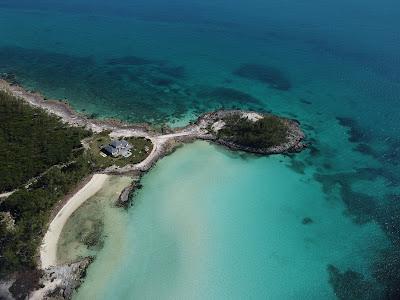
<box><xmin>0</xmin><ymin>78</ymin><xmax>305</xmax><ymax>299</ymax></box>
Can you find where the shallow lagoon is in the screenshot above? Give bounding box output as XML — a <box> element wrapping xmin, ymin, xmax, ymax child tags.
<box><xmin>74</xmin><ymin>142</ymin><xmax>388</xmax><ymax>299</ymax></box>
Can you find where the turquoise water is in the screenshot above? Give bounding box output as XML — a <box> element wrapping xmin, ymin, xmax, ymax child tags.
<box><xmin>0</xmin><ymin>0</ymin><xmax>399</xmax><ymax>298</ymax></box>
<box><xmin>76</xmin><ymin>142</ymin><xmax>388</xmax><ymax>299</ymax></box>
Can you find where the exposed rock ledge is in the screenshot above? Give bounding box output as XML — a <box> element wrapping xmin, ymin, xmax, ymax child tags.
<box><xmin>30</xmin><ymin>257</ymin><xmax>93</xmax><ymax>300</ymax></box>
<box><xmin>116</xmin><ymin>185</ymin><xmax>134</xmax><ymax>207</ymax></box>
<box><xmin>115</xmin><ymin>181</ymin><xmax>143</xmax><ymax>208</ymax></box>
<box><xmin>0</xmin><ymin>258</ymin><xmax>92</xmax><ymax>300</ymax></box>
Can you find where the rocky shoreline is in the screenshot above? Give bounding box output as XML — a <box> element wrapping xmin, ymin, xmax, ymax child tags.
<box><xmin>195</xmin><ymin>110</ymin><xmax>306</xmax><ymax>155</ymax></box>
<box><xmin>0</xmin><ymin>79</ymin><xmax>155</xmax><ymax>135</ymax></box>
<box><xmin>30</xmin><ymin>257</ymin><xmax>93</xmax><ymax>300</ymax></box>
<box><xmin>0</xmin><ymin>258</ymin><xmax>92</xmax><ymax>300</ymax></box>
<box><xmin>0</xmin><ymin>79</ymin><xmax>306</xmax><ymax>299</ymax></box>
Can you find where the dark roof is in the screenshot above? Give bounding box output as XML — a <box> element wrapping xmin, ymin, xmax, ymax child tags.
<box><xmin>110</xmin><ymin>139</ymin><xmax>129</xmax><ymax>149</ymax></box>
<box><xmin>102</xmin><ymin>145</ymin><xmax>118</xmax><ymax>156</ymax></box>
<box><xmin>110</xmin><ymin>140</ymin><xmax>122</xmax><ymax>148</ymax></box>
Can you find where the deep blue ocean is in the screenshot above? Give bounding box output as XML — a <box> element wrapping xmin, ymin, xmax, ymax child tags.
<box><xmin>0</xmin><ymin>0</ymin><xmax>399</xmax><ymax>298</ymax></box>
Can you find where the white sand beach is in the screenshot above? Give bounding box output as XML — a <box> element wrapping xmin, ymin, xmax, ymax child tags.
<box><xmin>40</xmin><ymin>174</ymin><xmax>109</xmax><ymax>269</ymax></box>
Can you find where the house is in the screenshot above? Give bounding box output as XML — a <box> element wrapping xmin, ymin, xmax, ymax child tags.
<box><xmin>102</xmin><ymin>145</ymin><xmax>119</xmax><ymax>157</ymax></box>
<box><xmin>101</xmin><ymin>139</ymin><xmax>132</xmax><ymax>158</ymax></box>
<box><xmin>110</xmin><ymin>140</ymin><xmax>130</xmax><ymax>149</ymax></box>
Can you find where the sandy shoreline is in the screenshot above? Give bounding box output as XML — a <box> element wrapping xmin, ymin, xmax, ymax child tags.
<box><xmin>40</xmin><ymin>174</ymin><xmax>109</xmax><ymax>269</ymax></box>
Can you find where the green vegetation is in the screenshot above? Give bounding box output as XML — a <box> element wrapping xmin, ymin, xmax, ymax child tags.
<box><xmin>0</xmin><ymin>91</ymin><xmax>153</xmax><ymax>278</ymax></box>
<box><xmin>0</xmin><ymin>90</ymin><xmax>91</xmax><ymax>193</ymax></box>
<box><xmin>0</xmin><ymin>90</ymin><xmax>93</xmax><ymax>276</ymax></box>
<box><xmin>217</xmin><ymin>113</ymin><xmax>288</xmax><ymax>148</ymax></box>
<box><xmin>87</xmin><ymin>132</ymin><xmax>153</xmax><ymax>168</ymax></box>
<box><xmin>0</xmin><ymin>157</ymin><xmax>93</xmax><ymax>276</ymax></box>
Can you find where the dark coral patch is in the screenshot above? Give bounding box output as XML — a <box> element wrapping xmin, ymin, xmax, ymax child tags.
<box><xmin>106</xmin><ymin>56</ymin><xmax>160</xmax><ymax>66</ymax></box>
<box><xmin>322</xmin><ymin>162</ymin><xmax>332</xmax><ymax>170</ymax></box>
<box><xmin>373</xmin><ymin>246</ymin><xmax>400</xmax><ymax>299</ymax></box>
<box><xmin>150</xmin><ymin>77</ymin><xmax>175</xmax><ymax>86</ymax></box>
<box><xmin>233</xmin><ymin>63</ymin><xmax>291</xmax><ymax>91</ymax></box>
<box><xmin>0</xmin><ymin>46</ymin><xmax>95</xmax><ymax>80</ymax></box>
<box><xmin>288</xmin><ymin>159</ymin><xmax>307</xmax><ymax>174</ymax></box>
<box><xmin>302</xmin><ymin>124</ymin><xmax>315</xmax><ymax>132</ymax></box>
<box><xmin>327</xmin><ymin>265</ymin><xmax>379</xmax><ymax>300</ymax></box>
<box><xmin>299</xmin><ymin>98</ymin><xmax>312</xmax><ymax>105</ymax></box>
<box><xmin>383</xmin><ymin>138</ymin><xmax>400</xmax><ymax>166</ymax></box>
<box><xmin>375</xmin><ymin>194</ymin><xmax>400</xmax><ymax>245</ymax></box>
<box><xmin>158</xmin><ymin>65</ymin><xmax>185</xmax><ymax>78</ymax></box>
<box><xmin>314</xmin><ymin>172</ymin><xmax>377</xmax><ymax>224</ymax></box>
<box><xmin>0</xmin><ymin>46</ymin><xmax>195</xmax><ymax>123</ymax></box>
<box><xmin>336</xmin><ymin>116</ymin><xmax>373</xmax><ymax>143</ymax></box>
<box><xmin>308</xmin><ymin>144</ymin><xmax>320</xmax><ymax>157</ymax></box>
<box><xmin>197</xmin><ymin>87</ymin><xmax>261</xmax><ymax>105</ymax></box>
<box><xmin>354</xmin><ymin>143</ymin><xmax>378</xmax><ymax>157</ymax></box>
<box><xmin>302</xmin><ymin>217</ymin><xmax>313</xmax><ymax>225</ymax></box>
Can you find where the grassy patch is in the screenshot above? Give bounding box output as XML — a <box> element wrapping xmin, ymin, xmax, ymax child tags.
<box><xmin>87</xmin><ymin>132</ymin><xmax>153</xmax><ymax>169</ymax></box>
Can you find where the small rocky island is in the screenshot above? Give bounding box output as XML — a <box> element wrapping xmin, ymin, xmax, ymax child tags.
<box><xmin>197</xmin><ymin>110</ymin><xmax>305</xmax><ymax>154</ymax></box>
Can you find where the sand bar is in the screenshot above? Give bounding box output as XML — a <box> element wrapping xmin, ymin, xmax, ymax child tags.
<box><xmin>40</xmin><ymin>174</ymin><xmax>109</xmax><ymax>269</ymax></box>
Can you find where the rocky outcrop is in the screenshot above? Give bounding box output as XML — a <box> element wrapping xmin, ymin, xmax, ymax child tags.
<box><xmin>195</xmin><ymin>110</ymin><xmax>307</xmax><ymax>155</ymax></box>
<box><xmin>29</xmin><ymin>257</ymin><xmax>93</xmax><ymax>300</ymax></box>
<box><xmin>116</xmin><ymin>184</ymin><xmax>137</xmax><ymax>208</ymax></box>
<box><xmin>0</xmin><ymin>278</ymin><xmax>15</xmax><ymax>300</ymax></box>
